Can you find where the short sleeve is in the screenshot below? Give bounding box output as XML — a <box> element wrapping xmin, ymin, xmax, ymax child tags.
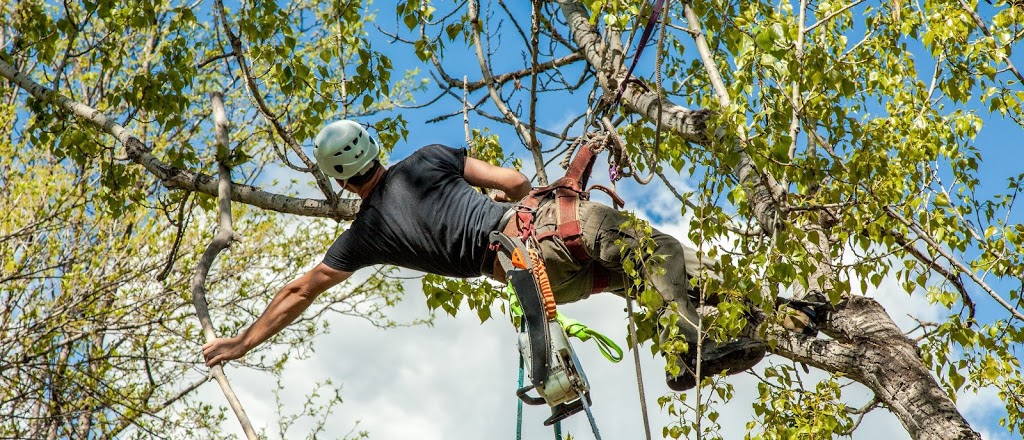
<box><xmin>416</xmin><ymin>144</ymin><xmax>466</xmax><ymax>175</ymax></box>
<box><xmin>322</xmin><ymin>221</ymin><xmax>371</xmax><ymax>272</ymax></box>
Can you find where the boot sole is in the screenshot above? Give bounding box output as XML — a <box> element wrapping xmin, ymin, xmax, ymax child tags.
<box><xmin>666</xmin><ymin>340</ymin><xmax>767</xmax><ymax>392</ymax></box>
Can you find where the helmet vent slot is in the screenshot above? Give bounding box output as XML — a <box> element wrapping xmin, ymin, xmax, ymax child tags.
<box><xmin>334</xmin><ymin>164</ymin><xmax>345</xmax><ymax>174</ymax></box>
<box><xmin>343</xmin><ymin>145</ymin><xmax>352</xmax><ymax>151</ymax></box>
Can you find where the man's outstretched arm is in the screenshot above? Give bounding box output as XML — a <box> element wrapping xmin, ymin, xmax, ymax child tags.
<box><xmin>464</xmin><ymin>157</ymin><xmax>532</xmax><ymax>201</ymax></box>
<box><xmin>203</xmin><ymin>263</ymin><xmax>352</xmax><ymax>366</ymax></box>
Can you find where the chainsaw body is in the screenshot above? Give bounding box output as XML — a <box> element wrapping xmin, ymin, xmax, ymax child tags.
<box><xmin>517</xmin><ymin>320</ymin><xmax>591</xmax><ymax>412</ymax></box>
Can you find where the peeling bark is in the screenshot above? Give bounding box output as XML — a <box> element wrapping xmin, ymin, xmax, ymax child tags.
<box><xmin>767</xmin><ymin>297</ymin><xmax>980</xmax><ymax>439</ymax></box>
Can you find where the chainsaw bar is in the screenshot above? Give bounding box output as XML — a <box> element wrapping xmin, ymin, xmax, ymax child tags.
<box><xmin>490</xmin><ymin>231</ymin><xmax>551</xmax><ymax>389</ymax></box>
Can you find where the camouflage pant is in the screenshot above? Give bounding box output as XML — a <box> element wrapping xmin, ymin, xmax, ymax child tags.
<box><xmin>532</xmin><ymin>199</ymin><xmax>714</xmax><ymax>344</ymax></box>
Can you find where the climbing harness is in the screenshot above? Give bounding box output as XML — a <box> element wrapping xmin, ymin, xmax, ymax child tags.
<box><xmin>490</xmin><ymin>136</ymin><xmax>640</xmax><ymax>439</ymax></box>
<box><xmin>498</xmin><ymin>138</ymin><xmax>625</xmax><ymax>294</ymax></box>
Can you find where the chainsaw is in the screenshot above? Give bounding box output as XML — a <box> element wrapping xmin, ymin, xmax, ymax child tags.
<box><xmin>490</xmin><ymin>231</ymin><xmax>593</xmax><ymax>426</ymax></box>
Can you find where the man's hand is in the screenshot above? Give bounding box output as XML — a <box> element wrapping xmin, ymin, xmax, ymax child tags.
<box><xmin>203</xmin><ymin>336</ymin><xmax>249</xmax><ymax>367</ymax></box>
<box><xmin>490</xmin><ymin>190</ymin><xmax>512</xmax><ymax>203</ymax></box>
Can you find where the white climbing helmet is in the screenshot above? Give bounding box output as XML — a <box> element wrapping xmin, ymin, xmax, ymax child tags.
<box><xmin>313</xmin><ymin>120</ymin><xmax>380</xmax><ymax>180</ymax></box>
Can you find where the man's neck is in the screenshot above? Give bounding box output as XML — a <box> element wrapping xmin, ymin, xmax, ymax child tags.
<box><xmin>348</xmin><ymin>166</ymin><xmax>387</xmax><ymax>199</ymax></box>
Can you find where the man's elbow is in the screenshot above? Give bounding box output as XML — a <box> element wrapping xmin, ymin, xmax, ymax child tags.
<box><xmin>508</xmin><ymin>174</ymin><xmax>532</xmax><ymax>201</ymax></box>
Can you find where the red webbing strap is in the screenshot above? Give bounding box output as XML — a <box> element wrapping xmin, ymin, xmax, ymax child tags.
<box><xmin>556</xmin><ymin>187</ymin><xmax>591</xmax><ymax>263</ymax></box>
<box><xmin>515</xmin><ymin>195</ymin><xmax>542</xmax><ymax>241</ymax></box>
<box><xmin>565</xmin><ymin>144</ymin><xmax>598</xmax><ymax>191</ymax></box>
<box><xmin>555</xmin><ymin>144</ymin><xmax>601</xmax><ymax>263</ymax></box>
<box><xmin>504</xmin><ymin>143</ymin><xmax>611</xmax><ymax>290</ymax></box>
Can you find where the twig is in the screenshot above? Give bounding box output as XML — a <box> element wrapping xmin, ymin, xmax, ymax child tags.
<box><xmin>196</xmin><ymin>51</ymin><xmax>236</xmax><ymax>69</ymax></box>
<box><xmin>838</xmin><ymin>396</ymin><xmax>881</xmax><ymax>435</ymax></box>
<box><xmin>885</xmin><ymin>206</ymin><xmax>1024</xmax><ymax>321</ymax></box>
<box><xmin>464</xmin><ymin>76</ymin><xmax>472</xmax><ymax>153</ymax></box>
<box><xmin>804</xmin><ymin>0</ymin><xmax>867</xmax><ymax>34</ymax></box>
<box><xmin>156</xmin><ymin>191</ymin><xmax>193</xmax><ymax>281</ymax></box>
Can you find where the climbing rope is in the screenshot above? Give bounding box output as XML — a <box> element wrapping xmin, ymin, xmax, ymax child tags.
<box><xmin>516</xmin><ymin>333</ymin><xmax>525</xmax><ymax>440</ymax></box>
<box><xmin>651</xmin><ymin>0</ymin><xmax>670</xmax><ymax>176</ymax></box>
<box><xmin>581</xmin><ymin>395</ymin><xmax>602</xmax><ymax>440</ymax></box>
<box><xmin>626</xmin><ymin>297</ymin><xmax>653</xmax><ymax>440</ymax></box>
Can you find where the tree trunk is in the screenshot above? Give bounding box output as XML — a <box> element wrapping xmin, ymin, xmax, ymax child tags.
<box><xmin>770</xmin><ymin>297</ymin><xmax>980</xmax><ymax>440</ymax></box>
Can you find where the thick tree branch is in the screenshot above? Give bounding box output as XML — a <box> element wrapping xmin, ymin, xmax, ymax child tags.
<box><xmin>553</xmin><ymin>0</ymin><xmax>709</xmax><ymax>142</ymax></box>
<box><xmin>680</xmin><ymin>1</ymin><xmax>787</xmax><ymax>233</ymax></box>
<box><xmin>550</xmin><ymin>2</ymin><xmax>985</xmax><ymax>438</ymax></box>
<box><xmin>0</xmin><ymin>58</ymin><xmax>358</xmax><ymax>221</ymax></box>
<box><xmin>764</xmin><ymin>297</ymin><xmax>981</xmax><ymax>440</ymax></box>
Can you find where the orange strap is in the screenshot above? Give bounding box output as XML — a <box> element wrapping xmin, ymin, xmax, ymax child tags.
<box><xmin>530</xmin><ymin>249</ymin><xmax>558</xmax><ymax>320</ymax></box>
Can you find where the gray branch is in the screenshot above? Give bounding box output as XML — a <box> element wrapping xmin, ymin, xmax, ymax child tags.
<box><xmin>189</xmin><ymin>92</ymin><xmax>258</xmax><ymax>440</ymax></box>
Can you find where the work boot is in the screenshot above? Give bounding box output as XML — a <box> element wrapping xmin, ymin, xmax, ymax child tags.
<box><xmin>665</xmin><ymin>338</ymin><xmax>767</xmax><ymax>392</ymax></box>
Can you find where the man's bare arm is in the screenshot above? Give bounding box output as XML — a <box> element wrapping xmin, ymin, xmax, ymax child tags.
<box><xmin>203</xmin><ymin>263</ymin><xmax>352</xmax><ymax>366</ymax></box>
<box><xmin>464</xmin><ymin>157</ymin><xmax>532</xmax><ymax>201</ymax></box>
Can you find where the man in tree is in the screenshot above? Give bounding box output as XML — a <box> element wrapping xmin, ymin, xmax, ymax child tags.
<box><xmin>202</xmin><ymin>120</ymin><xmax>768</xmax><ymax>391</ymax></box>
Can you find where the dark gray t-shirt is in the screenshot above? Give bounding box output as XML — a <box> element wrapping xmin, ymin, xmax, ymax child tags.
<box><xmin>323</xmin><ymin>145</ymin><xmax>510</xmax><ymax>277</ymax></box>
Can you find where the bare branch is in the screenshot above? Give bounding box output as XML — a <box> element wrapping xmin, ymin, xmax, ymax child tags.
<box><xmin>885</xmin><ymin>206</ymin><xmax>1024</xmax><ymax>321</ymax></box>
<box><xmin>804</xmin><ymin>0</ymin><xmax>868</xmax><ymax>34</ymax></box>
<box><xmin>190</xmin><ymin>92</ymin><xmax>258</xmax><ymax>440</ymax></box>
<box><xmin>469</xmin><ymin>0</ymin><xmax>549</xmax><ymax>184</ymax></box>
<box><xmin>213</xmin><ymin>0</ymin><xmax>340</xmax><ymax>207</ymax></box>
